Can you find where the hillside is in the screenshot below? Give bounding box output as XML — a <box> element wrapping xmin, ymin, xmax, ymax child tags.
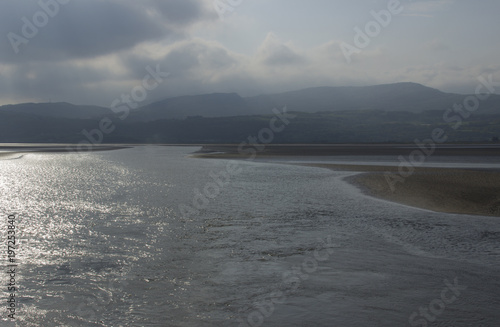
<box><xmin>1</xmin><ymin>82</ymin><xmax>499</xmax><ymax>144</ymax></box>
<box><xmin>0</xmin><ymin>102</ymin><xmax>111</xmax><ymax>120</ymax></box>
<box><xmin>129</xmin><ymin>93</ymin><xmax>250</xmax><ymax>121</ymax></box>
<box><xmin>244</xmin><ymin>83</ymin><xmax>498</xmax><ymax>114</ymax></box>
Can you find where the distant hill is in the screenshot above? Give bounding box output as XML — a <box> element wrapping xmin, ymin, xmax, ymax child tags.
<box><xmin>3</xmin><ymin>83</ymin><xmax>499</xmax><ymax>122</ymax></box>
<box><xmin>0</xmin><ymin>102</ymin><xmax>111</xmax><ymax>120</ymax></box>
<box><xmin>1</xmin><ymin>109</ymin><xmax>499</xmax><ymax>144</ymax></box>
<box><xmin>244</xmin><ymin>83</ymin><xmax>499</xmax><ymax>114</ymax></box>
<box><xmin>1</xmin><ymin>82</ymin><xmax>499</xmax><ymax>144</ymax></box>
<box><xmin>129</xmin><ymin>82</ymin><xmax>500</xmax><ymax>118</ymax></box>
<box><xmin>130</xmin><ymin>93</ymin><xmax>250</xmax><ymax>121</ymax></box>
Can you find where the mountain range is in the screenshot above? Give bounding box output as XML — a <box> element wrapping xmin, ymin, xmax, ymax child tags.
<box><xmin>1</xmin><ymin>83</ymin><xmax>499</xmax><ymax>144</ymax></box>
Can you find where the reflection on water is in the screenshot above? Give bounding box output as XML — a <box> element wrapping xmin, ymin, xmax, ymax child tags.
<box><xmin>257</xmin><ymin>154</ymin><xmax>500</xmax><ymax>169</ymax></box>
<box><xmin>0</xmin><ymin>146</ymin><xmax>499</xmax><ymax>326</ymax></box>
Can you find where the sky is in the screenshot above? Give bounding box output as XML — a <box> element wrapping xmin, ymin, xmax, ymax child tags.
<box><xmin>0</xmin><ymin>0</ymin><xmax>499</xmax><ymax>107</ymax></box>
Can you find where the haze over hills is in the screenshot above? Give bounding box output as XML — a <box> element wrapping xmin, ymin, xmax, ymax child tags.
<box><xmin>134</xmin><ymin>82</ymin><xmax>499</xmax><ymax>118</ymax></box>
<box><xmin>0</xmin><ymin>102</ymin><xmax>112</xmax><ymax>120</ymax></box>
<box><xmin>245</xmin><ymin>82</ymin><xmax>459</xmax><ymax>114</ymax></box>
<box><xmin>1</xmin><ymin>82</ymin><xmax>499</xmax><ymax>144</ymax></box>
<box><xmin>129</xmin><ymin>93</ymin><xmax>250</xmax><ymax>121</ymax></box>
<box><xmin>2</xmin><ymin>82</ymin><xmax>499</xmax><ymax>120</ymax></box>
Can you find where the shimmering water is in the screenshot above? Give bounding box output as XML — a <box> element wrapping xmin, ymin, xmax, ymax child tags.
<box><xmin>260</xmin><ymin>154</ymin><xmax>500</xmax><ymax>169</ymax></box>
<box><xmin>0</xmin><ymin>146</ymin><xmax>499</xmax><ymax>326</ymax></box>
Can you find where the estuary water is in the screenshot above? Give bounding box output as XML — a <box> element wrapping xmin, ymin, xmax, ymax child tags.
<box><xmin>0</xmin><ymin>146</ymin><xmax>499</xmax><ymax>326</ymax></box>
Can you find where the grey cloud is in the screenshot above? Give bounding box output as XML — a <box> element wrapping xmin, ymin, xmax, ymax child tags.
<box><xmin>0</xmin><ymin>0</ymin><xmax>494</xmax><ymax>108</ymax></box>
<box><xmin>0</xmin><ymin>60</ymin><xmax>117</xmax><ymax>105</ymax></box>
<box><xmin>0</xmin><ymin>0</ymin><xmax>212</xmax><ymax>63</ymax></box>
<box><xmin>257</xmin><ymin>34</ymin><xmax>305</xmax><ymax>66</ymax></box>
<box><xmin>149</xmin><ymin>0</ymin><xmax>214</xmax><ymax>26</ymax></box>
<box><xmin>121</xmin><ymin>40</ymin><xmax>237</xmax><ymax>79</ymax></box>
<box><xmin>262</xmin><ymin>44</ymin><xmax>305</xmax><ymax>66</ymax></box>
<box><xmin>163</xmin><ymin>41</ymin><xmax>237</xmax><ymax>73</ymax></box>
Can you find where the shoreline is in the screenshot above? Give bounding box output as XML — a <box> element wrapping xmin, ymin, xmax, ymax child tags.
<box><xmin>0</xmin><ymin>144</ymin><xmax>131</xmax><ymax>160</ymax></box>
<box><xmin>0</xmin><ymin>152</ymin><xmax>24</xmax><ymax>160</ymax></box>
<box><xmin>303</xmin><ymin>163</ymin><xmax>500</xmax><ymax>217</ymax></box>
<box><xmin>194</xmin><ymin>143</ymin><xmax>500</xmax><ymax>157</ymax></box>
<box><xmin>3</xmin><ymin>144</ymin><xmax>499</xmax><ymax>217</ymax></box>
<box><xmin>192</xmin><ymin>145</ymin><xmax>500</xmax><ymax>217</ymax></box>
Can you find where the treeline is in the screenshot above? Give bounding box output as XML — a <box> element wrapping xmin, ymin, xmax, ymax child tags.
<box><xmin>1</xmin><ymin>110</ymin><xmax>499</xmax><ymax>144</ymax></box>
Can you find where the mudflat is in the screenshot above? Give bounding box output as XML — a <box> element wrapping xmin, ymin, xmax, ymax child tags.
<box><xmin>306</xmin><ymin>164</ymin><xmax>500</xmax><ymax>217</ymax></box>
<box><xmin>0</xmin><ymin>152</ymin><xmax>23</xmax><ymax>160</ymax></box>
<box><xmin>0</xmin><ymin>144</ymin><xmax>130</xmax><ymax>160</ymax></box>
<box><xmin>194</xmin><ymin>144</ymin><xmax>500</xmax><ymax>217</ymax></box>
<box><xmin>194</xmin><ymin>144</ymin><xmax>500</xmax><ymax>157</ymax></box>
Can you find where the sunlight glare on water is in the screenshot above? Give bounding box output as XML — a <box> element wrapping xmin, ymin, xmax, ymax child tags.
<box><xmin>0</xmin><ymin>146</ymin><xmax>498</xmax><ymax>326</ymax></box>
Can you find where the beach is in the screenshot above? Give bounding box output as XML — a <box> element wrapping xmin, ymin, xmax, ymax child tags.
<box><xmin>307</xmin><ymin>164</ymin><xmax>500</xmax><ymax>217</ymax></box>
<box><xmin>0</xmin><ymin>152</ymin><xmax>25</xmax><ymax>160</ymax></box>
<box><xmin>0</xmin><ymin>144</ymin><xmax>130</xmax><ymax>160</ymax></box>
<box><xmin>195</xmin><ymin>144</ymin><xmax>500</xmax><ymax>217</ymax></box>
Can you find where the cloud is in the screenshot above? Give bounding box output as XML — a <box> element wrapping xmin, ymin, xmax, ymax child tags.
<box><xmin>148</xmin><ymin>0</ymin><xmax>217</xmax><ymax>26</ymax></box>
<box><xmin>403</xmin><ymin>0</ymin><xmax>455</xmax><ymax>17</ymax></box>
<box><xmin>1</xmin><ymin>28</ymin><xmax>492</xmax><ymax>107</ymax></box>
<box><xmin>257</xmin><ymin>33</ymin><xmax>306</xmax><ymax>66</ymax></box>
<box><xmin>0</xmin><ymin>0</ymin><xmax>214</xmax><ymax>63</ymax></box>
<box><xmin>426</xmin><ymin>39</ymin><xmax>450</xmax><ymax>52</ymax></box>
<box><xmin>0</xmin><ymin>0</ymin><xmax>497</xmax><ymax>106</ymax></box>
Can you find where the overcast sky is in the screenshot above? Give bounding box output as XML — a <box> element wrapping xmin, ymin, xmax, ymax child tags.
<box><xmin>1</xmin><ymin>0</ymin><xmax>499</xmax><ymax>106</ymax></box>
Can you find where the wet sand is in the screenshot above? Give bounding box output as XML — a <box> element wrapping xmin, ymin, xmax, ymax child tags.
<box><xmin>304</xmin><ymin>164</ymin><xmax>500</xmax><ymax>217</ymax></box>
<box><xmin>194</xmin><ymin>144</ymin><xmax>500</xmax><ymax>217</ymax></box>
<box><xmin>195</xmin><ymin>144</ymin><xmax>500</xmax><ymax>157</ymax></box>
<box><xmin>0</xmin><ymin>152</ymin><xmax>24</xmax><ymax>160</ymax></box>
<box><xmin>0</xmin><ymin>144</ymin><xmax>130</xmax><ymax>160</ymax></box>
